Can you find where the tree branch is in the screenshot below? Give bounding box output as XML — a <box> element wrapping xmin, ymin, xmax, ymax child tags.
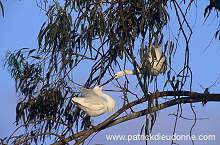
<box><xmin>52</xmin><ymin>91</ymin><xmax>220</xmax><ymax>145</ymax></box>
<box><xmin>108</xmin><ymin>95</ymin><xmax>220</xmax><ymax>128</ymax></box>
<box><xmin>15</xmin><ymin>132</ymin><xmax>69</xmax><ymax>145</ymax></box>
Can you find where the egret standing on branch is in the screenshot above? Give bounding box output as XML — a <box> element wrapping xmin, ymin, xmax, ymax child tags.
<box><xmin>101</xmin><ymin>45</ymin><xmax>167</xmax><ymax>86</ymax></box>
<box><xmin>145</xmin><ymin>44</ymin><xmax>167</xmax><ymax>76</ymax></box>
<box><xmin>71</xmin><ymin>85</ymin><xmax>116</xmax><ymax>116</ymax></box>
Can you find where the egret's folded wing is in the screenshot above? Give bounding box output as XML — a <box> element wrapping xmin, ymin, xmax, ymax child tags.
<box><xmin>72</xmin><ymin>98</ymin><xmax>105</xmax><ymax>110</ymax></box>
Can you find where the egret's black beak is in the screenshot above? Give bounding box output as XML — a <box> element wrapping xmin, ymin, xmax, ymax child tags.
<box><xmin>100</xmin><ymin>76</ymin><xmax>115</xmax><ymax>87</ymax></box>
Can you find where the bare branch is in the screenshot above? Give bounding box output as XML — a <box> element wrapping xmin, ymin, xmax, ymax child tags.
<box><xmin>15</xmin><ymin>132</ymin><xmax>69</xmax><ymax>145</ymax></box>
<box><xmin>108</xmin><ymin>95</ymin><xmax>220</xmax><ymax>127</ymax></box>
<box><xmin>8</xmin><ymin>118</ymin><xmax>74</xmax><ymax>145</ymax></box>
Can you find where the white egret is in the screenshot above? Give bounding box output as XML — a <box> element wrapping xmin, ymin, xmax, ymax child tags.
<box><xmin>71</xmin><ymin>85</ymin><xmax>116</xmax><ymax>116</ymax></box>
<box><xmin>146</xmin><ymin>44</ymin><xmax>167</xmax><ymax>76</ymax></box>
<box><xmin>100</xmin><ymin>45</ymin><xmax>167</xmax><ymax>86</ymax></box>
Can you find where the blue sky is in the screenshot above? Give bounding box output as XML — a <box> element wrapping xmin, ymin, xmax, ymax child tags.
<box><xmin>0</xmin><ymin>0</ymin><xmax>220</xmax><ymax>145</ymax></box>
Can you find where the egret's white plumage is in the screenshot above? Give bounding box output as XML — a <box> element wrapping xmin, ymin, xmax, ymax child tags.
<box><xmin>113</xmin><ymin>45</ymin><xmax>166</xmax><ymax>79</ymax></box>
<box><xmin>147</xmin><ymin>44</ymin><xmax>167</xmax><ymax>76</ymax></box>
<box><xmin>114</xmin><ymin>69</ymin><xmax>138</xmax><ymax>79</ymax></box>
<box><xmin>72</xmin><ymin>86</ymin><xmax>116</xmax><ymax>116</ymax></box>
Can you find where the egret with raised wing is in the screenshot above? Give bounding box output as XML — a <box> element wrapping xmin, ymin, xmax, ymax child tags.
<box><xmin>72</xmin><ymin>85</ymin><xmax>116</xmax><ymax>116</ymax></box>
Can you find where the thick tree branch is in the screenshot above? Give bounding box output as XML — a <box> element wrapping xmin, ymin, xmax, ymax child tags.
<box><xmin>52</xmin><ymin>91</ymin><xmax>220</xmax><ymax>145</ymax></box>
<box><xmin>108</xmin><ymin>95</ymin><xmax>220</xmax><ymax>128</ymax></box>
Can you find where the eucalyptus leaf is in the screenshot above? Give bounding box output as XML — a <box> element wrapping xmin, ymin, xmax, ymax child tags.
<box><xmin>0</xmin><ymin>1</ymin><xmax>4</xmax><ymax>17</ymax></box>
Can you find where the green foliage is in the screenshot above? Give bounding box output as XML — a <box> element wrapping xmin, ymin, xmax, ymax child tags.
<box><xmin>4</xmin><ymin>49</ymin><xmax>43</xmax><ymax>95</ymax></box>
<box><xmin>74</xmin><ymin>0</ymin><xmax>169</xmax><ymax>58</ymax></box>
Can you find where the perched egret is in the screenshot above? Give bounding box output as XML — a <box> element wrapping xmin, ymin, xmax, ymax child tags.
<box><xmin>146</xmin><ymin>44</ymin><xmax>167</xmax><ymax>76</ymax></box>
<box><xmin>100</xmin><ymin>45</ymin><xmax>167</xmax><ymax>86</ymax></box>
<box><xmin>72</xmin><ymin>85</ymin><xmax>116</xmax><ymax>116</ymax></box>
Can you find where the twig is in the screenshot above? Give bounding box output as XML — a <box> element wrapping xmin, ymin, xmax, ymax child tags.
<box><xmin>15</xmin><ymin>132</ymin><xmax>69</xmax><ymax>145</ymax></box>
<box><xmin>8</xmin><ymin>118</ymin><xmax>74</xmax><ymax>144</ymax></box>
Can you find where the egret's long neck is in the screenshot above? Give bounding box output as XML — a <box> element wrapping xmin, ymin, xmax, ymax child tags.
<box><xmin>122</xmin><ymin>69</ymin><xmax>136</xmax><ymax>75</ymax></box>
<box><xmin>114</xmin><ymin>69</ymin><xmax>140</xmax><ymax>79</ymax></box>
<box><xmin>101</xmin><ymin>93</ymin><xmax>116</xmax><ymax>113</ymax></box>
<box><xmin>124</xmin><ymin>69</ymin><xmax>141</xmax><ymax>75</ymax></box>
